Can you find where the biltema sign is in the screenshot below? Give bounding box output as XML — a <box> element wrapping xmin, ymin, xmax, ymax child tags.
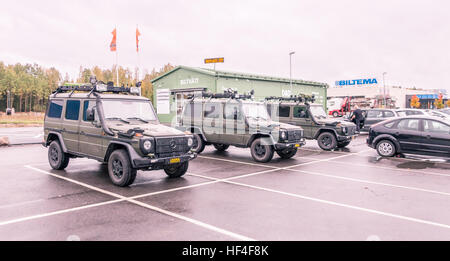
<box><xmin>335</xmin><ymin>78</ymin><xmax>378</xmax><ymax>87</ymax></box>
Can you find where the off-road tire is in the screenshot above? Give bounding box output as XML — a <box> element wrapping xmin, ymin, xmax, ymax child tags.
<box><xmin>376</xmin><ymin>140</ymin><xmax>396</xmax><ymax>157</ymax></box>
<box><xmin>337</xmin><ymin>141</ymin><xmax>351</xmax><ymax>148</ymax></box>
<box><xmin>250</xmin><ymin>138</ymin><xmax>274</xmax><ymax>163</ymax></box>
<box><xmin>107</xmin><ymin>149</ymin><xmax>137</xmax><ymax>187</ymax></box>
<box><xmin>164</xmin><ymin>161</ymin><xmax>189</xmax><ymax>178</ymax></box>
<box><xmin>192</xmin><ymin>133</ymin><xmax>206</xmax><ymax>154</ymax></box>
<box><xmin>276</xmin><ymin>148</ymin><xmax>298</xmax><ymax>159</ymax></box>
<box><xmin>213</xmin><ymin>143</ymin><xmax>230</xmax><ymax>151</ymax></box>
<box><xmin>48</xmin><ymin>140</ymin><xmax>70</xmax><ymax>170</ymax></box>
<box><xmin>317</xmin><ymin>132</ymin><xmax>338</xmax><ymax>151</ymax></box>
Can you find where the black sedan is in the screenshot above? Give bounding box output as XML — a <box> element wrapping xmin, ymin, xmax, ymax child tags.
<box><xmin>367</xmin><ymin>116</ymin><xmax>450</xmax><ymax>158</ymax></box>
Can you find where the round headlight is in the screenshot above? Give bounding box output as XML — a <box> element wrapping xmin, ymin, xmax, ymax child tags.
<box><xmin>143</xmin><ymin>140</ymin><xmax>152</xmax><ymax>151</ymax></box>
<box><xmin>280</xmin><ymin>131</ymin><xmax>287</xmax><ymax>139</ymax></box>
<box><xmin>187</xmin><ymin>137</ymin><xmax>193</xmax><ymax>147</ymax></box>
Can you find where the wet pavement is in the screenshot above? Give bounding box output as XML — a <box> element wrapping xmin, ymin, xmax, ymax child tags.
<box><xmin>1</xmin><ymin>135</ymin><xmax>450</xmax><ymax>240</ymax></box>
<box><xmin>0</xmin><ymin>127</ymin><xmax>43</xmax><ymax>145</ymax></box>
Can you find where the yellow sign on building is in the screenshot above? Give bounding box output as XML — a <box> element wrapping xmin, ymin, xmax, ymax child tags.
<box><xmin>204</xmin><ymin>57</ymin><xmax>224</xmax><ymax>64</ymax></box>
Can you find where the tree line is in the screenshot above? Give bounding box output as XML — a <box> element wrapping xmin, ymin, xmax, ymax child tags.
<box><xmin>0</xmin><ymin>61</ymin><xmax>175</xmax><ymax>112</ymax></box>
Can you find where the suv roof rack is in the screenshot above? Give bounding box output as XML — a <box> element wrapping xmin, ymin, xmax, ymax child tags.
<box><xmin>265</xmin><ymin>94</ymin><xmax>316</xmax><ymax>103</ymax></box>
<box><xmin>53</xmin><ymin>76</ymin><xmax>141</xmax><ymax>96</ymax></box>
<box><xmin>189</xmin><ymin>88</ymin><xmax>255</xmax><ymax>100</ymax></box>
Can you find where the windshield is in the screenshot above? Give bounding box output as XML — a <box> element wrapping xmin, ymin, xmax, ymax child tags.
<box><xmin>310</xmin><ymin>105</ymin><xmax>327</xmax><ymax>119</ymax></box>
<box><xmin>102</xmin><ymin>100</ymin><xmax>157</xmax><ymax>122</ymax></box>
<box><xmin>242</xmin><ymin>103</ymin><xmax>271</xmax><ymax>121</ymax></box>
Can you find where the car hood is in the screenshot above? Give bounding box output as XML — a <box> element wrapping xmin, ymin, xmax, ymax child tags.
<box><xmin>315</xmin><ymin>117</ymin><xmax>355</xmax><ymax>127</ymax></box>
<box><xmin>247</xmin><ymin>118</ymin><xmax>302</xmax><ymax>131</ymax></box>
<box><xmin>107</xmin><ymin>121</ymin><xmax>186</xmax><ymax>137</ymax></box>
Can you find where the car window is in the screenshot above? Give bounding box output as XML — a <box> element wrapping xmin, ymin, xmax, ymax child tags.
<box><xmin>204</xmin><ymin>103</ymin><xmax>221</xmax><ymax>119</ymax></box>
<box><xmin>224</xmin><ymin>103</ymin><xmax>242</xmax><ymax>120</ymax></box>
<box><xmin>424</xmin><ymin>120</ymin><xmax>450</xmax><ymax>134</ymax></box>
<box><xmin>47</xmin><ymin>99</ymin><xmax>63</xmax><ymax>118</ymax></box>
<box><xmin>65</xmin><ymin>100</ymin><xmax>80</xmax><ymax>121</ymax></box>
<box><xmin>384</xmin><ymin>121</ymin><xmax>397</xmax><ymax>129</ymax></box>
<box><xmin>367</xmin><ymin>110</ymin><xmax>383</xmax><ymax>118</ymax></box>
<box><xmin>278</xmin><ymin>105</ymin><xmax>290</xmax><ymax>118</ymax></box>
<box><xmin>293</xmin><ymin>106</ymin><xmax>308</xmax><ymax>118</ymax></box>
<box><xmin>397</xmin><ymin>119</ymin><xmax>420</xmax><ymax>131</ymax></box>
<box><xmin>82</xmin><ymin>100</ymin><xmax>95</xmax><ymax>121</ymax></box>
<box><xmin>383</xmin><ymin>111</ymin><xmax>395</xmax><ymax>117</ymax></box>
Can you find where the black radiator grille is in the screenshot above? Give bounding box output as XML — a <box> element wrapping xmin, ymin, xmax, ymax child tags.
<box><xmin>287</xmin><ymin>130</ymin><xmax>302</xmax><ymax>142</ymax></box>
<box><xmin>155</xmin><ymin>137</ymin><xmax>189</xmax><ymax>158</ymax></box>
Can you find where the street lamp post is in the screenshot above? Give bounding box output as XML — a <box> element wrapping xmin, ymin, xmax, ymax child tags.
<box><xmin>289</xmin><ymin>51</ymin><xmax>295</xmax><ymax>95</ymax></box>
<box><xmin>382</xmin><ymin>72</ymin><xmax>387</xmax><ymax>108</ymax></box>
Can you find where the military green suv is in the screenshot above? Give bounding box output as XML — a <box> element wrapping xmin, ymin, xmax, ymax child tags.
<box><xmin>265</xmin><ymin>96</ymin><xmax>357</xmax><ymax>151</ymax></box>
<box><xmin>178</xmin><ymin>90</ymin><xmax>305</xmax><ymax>162</ymax></box>
<box><xmin>43</xmin><ymin>78</ymin><xmax>196</xmax><ymax>187</ymax></box>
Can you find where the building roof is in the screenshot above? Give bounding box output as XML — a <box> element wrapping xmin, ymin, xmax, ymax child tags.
<box><xmin>151</xmin><ymin>65</ymin><xmax>328</xmax><ymax>88</ymax></box>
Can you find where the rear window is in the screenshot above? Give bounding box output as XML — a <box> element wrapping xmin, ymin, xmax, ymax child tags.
<box><xmin>47</xmin><ymin>100</ymin><xmax>63</xmax><ymax>118</ymax></box>
<box><xmin>65</xmin><ymin>100</ymin><xmax>80</xmax><ymax>121</ymax></box>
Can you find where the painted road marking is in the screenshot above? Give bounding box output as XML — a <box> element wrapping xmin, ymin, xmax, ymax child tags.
<box><xmin>187</xmin><ymin>173</ymin><xmax>450</xmax><ymax>231</ymax></box>
<box><xmin>22</xmin><ymin>165</ymin><xmax>254</xmax><ymax>241</ymax></box>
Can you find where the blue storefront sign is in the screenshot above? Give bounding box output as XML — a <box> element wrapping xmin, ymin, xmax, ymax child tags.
<box><xmin>335</xmin><ymin>78</ymin><xmax>378</xmax><ymax>87</ymax></box>
<box><xmin>416</xmin><ymin>94</ymin><xmax>438</xmax><ymax>99</ymax></box>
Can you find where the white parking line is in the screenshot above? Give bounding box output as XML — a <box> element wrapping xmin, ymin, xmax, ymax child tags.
<box><xmin>188</xmin><ymin>173</ymin><xmax>450</xmax><ymax>230</ymax></box>
<box><xmin>22</xmin><ymin>165</ymin><xmax>254</xmax><ymax>241</ymax></box>
<box><xmin>300</xmin><ymin>156</ymin><xmax>450</xmax><ymax>178</ymax></box>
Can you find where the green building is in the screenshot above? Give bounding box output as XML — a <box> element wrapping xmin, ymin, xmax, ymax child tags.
<box><xmin>151</xmin><ymin>66</ymin><xmax>328</xmax><ymax>124</ymax></box>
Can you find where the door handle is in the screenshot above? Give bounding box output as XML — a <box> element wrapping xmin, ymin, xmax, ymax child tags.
<box><xmin>426</xmin><ymin>135</ymin><xmax>431</xmax><ymax>139</ymax></box>
<box><xmin>80</xmin><ymin>131</ymin><xmax>85</xmax><ymax>135</ymax></box>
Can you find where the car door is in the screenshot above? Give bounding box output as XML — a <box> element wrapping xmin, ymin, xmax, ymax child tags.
<box><xmin>222</xmin><ymin>102</ymin><xmax>245</xmax><ymax>145</ymax></box>
<box><xmin>421</xmin><ymin>119</ymin><xmax>450</xmax><ymax>156</ymax></box>
<box><xmin>62</xmin><ymin>99</ymin><xmax>81</xmax><ymax>153</ymax></box>
<box><xmin>202</xmin><ymin>102</ymin><xmax>223</xmax><ymax>143</ymax></box>
<box><xmin>394</xmin><ymin>118</ymin><xmax>422</xmax><ymax>153</ymax></box>
<box><xmin>79</xmin><ymin>99</ymin><xmax>104</xmax><ymax>159</ymax></box>
<box><xmin>292</xmin><ymin>105</ymin><xmax>312</xmax><ymax>138</ymax></box>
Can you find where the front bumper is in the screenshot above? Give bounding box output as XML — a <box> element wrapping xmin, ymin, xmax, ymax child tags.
<box><xmin>336</xmin><ymin>134</ymin><xmax>357</xmax><ymax>142</ymax></box>
<box><xmin>274</xmin><ymin>139</ymin><xmax>306</xmax><ymax>150</ymax></box>
<box><xmin>133</xmin><ymin>152</ymin><xmax>197</xmax><ymax>170</ymax></box>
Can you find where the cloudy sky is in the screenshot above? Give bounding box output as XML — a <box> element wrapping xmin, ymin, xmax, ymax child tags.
<box><xmin>1</xmin><ymin>0</ymin><xmax>449</xmax><ymax>90</ymax></box>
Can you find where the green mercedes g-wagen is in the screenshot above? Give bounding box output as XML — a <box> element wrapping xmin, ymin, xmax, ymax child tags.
<box><xmin>265</xmin><ymin>95</ymin><xmax>358</xmax><ymax>151</ymax></box>
<box><xmin>43</xmin><ymin>77</ymin><xmax>196</xmax><ymax>187</ymax></box>
<box><xmin>178</xmin><ymin>89</ymin><xmax>305</xmax><ymax>163</ymax></box>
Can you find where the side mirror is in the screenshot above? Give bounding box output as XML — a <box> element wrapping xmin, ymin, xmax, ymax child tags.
<box><xmin>86</xmin><ymin>107</ymin><xmax>96</xmax><ymax>122</ymax></box>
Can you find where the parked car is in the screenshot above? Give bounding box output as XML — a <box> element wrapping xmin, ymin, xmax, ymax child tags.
<box><xmin>43</xmin><ymin>78</ymin><xmax>196</xmax><ymax>187</ymax></box>
<box><xmin>423</xmin><ymin>109</ymin><xmax>450</xmax><ymax>120</ymax></box>
<box><xmin>366</xmin><ymin>115</ymin><xmax>450</xmax><ymax>158</ymax></box>
<box><xmin>439</xmin><ymin>109</ymin><xmax>450</xmax><ymax>115</ymax></box>
<box><xmin>265</xmin><ymin>97</ymin><xmax>357</xmax><ymax>150</ymax></box>
<box><xmin>395</xmin><ymin>109</ymin><xmax>425</xmax><ymax>117</ymax></box>
<box><xmin>179</xmin><ymin>90</ymin><xmax>305</xmax><ymax>162</ymax></box>
<box><xmin>361</xmin><ymin>109</ymin><xmax>398</xmax><ymax>132</ymax></box>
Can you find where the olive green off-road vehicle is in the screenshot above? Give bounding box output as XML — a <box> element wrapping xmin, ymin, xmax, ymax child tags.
<box><xmin>178</xmin><ymin>90</ymin><xmax>305</xmax><ymax>163</ymax></box>
<box><xmin>43</xmin><ymin>78</ymin><xmax>196</xmax><ymax>187</ymax></box>
<box><xmin>265</xmin><ymin>95</ymin><xmax>358</xmax><ymax>151</ymax></box>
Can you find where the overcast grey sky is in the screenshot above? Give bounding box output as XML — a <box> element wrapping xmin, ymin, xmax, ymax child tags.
<box><xmin>1</xmin><ymin>0</ymin><xmax>449</xmax><ymax>90</ymax></box>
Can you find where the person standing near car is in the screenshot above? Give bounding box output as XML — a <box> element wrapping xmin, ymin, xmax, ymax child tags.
<box><xmin>351</xmin><ymin>105</ymin><xmax>363</xmax><ymax>133</ymax></box>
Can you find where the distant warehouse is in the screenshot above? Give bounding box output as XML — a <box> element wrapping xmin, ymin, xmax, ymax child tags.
<box><xmin>151</xmin><ymin>65</ymin><xmax>328</xmax><ymax>124</ymax></box>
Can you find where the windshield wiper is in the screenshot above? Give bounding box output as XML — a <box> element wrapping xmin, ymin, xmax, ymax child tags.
<box><xmin>106</xmin><ymin>117</ymin><xmax>130</xmax><ymax>124</ymax></box>
<box><xmin>126</xmin><ymin>117</ymin><xmax>149</xmax><ymax>123</ymax></box>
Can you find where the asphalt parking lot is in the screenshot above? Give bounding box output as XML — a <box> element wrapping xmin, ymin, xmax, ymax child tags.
<box><xmin>1</xmin><ymin>135</ymin><xmax>450</xmax><ymax>241</ymax></box>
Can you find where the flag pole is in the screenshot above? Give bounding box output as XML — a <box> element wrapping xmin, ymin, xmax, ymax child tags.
<box><xmin>115</xmin><ymin>26</ymin><xmax>119</xmax><ymax>86</ymax></box>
